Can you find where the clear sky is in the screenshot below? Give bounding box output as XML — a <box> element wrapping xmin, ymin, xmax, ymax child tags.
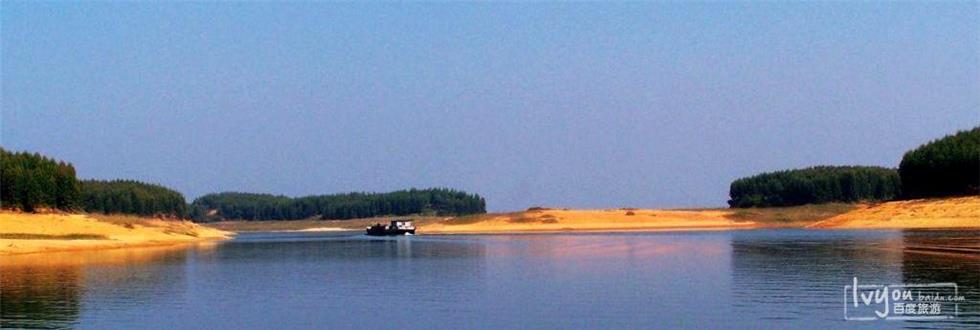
<box><xmin>2</xmin><ymin>2</ymin><xmax>977</xmax><ymax>211</ymax></box>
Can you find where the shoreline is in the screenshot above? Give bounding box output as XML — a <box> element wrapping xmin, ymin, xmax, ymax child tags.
<box><xmin>0</xmin><ymin>212</ymin><xmax>233</xmax><ymax>256</ymax></box>
<box><xmin>420</xmin><ymin>208</ymin><xmax>758</xmax><ymax>234</ymax></box>
<box><xmin>419</xmin><ymin>225</ymin><xmax>760</xmax><ymax>235</ymax></box>
<box><xmin>3</xmin><ymin>196</ymin><xmax>978</xmax><ymax>255</ymax></box>
<box><xmin>205</xmin><ymin>197</ymin><xmax>980</xmax><ymax>235</ymax></box>
<box><xmin>421</xmin><ymin>197</ymin><xmax>980</xmax><ymax>234</ymax></box>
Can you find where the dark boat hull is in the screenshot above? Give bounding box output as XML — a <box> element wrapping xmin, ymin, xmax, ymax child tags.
<box><xmin>366</xmin><ymin>226</ymin><xmax>415</xmax><ymax>236</ymax></box>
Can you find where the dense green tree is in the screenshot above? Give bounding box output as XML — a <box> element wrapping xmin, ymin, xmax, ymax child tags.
<box><xmin>0</xmin><ymin>148</ymin><xmax>80</xmax><ymax>211</ymax></box>
<box><xmin>191</xmin><ymin>188</ymin><xmax>486</xmax><ymax>222</ymax></box>
<box><xmin>79</xmin><ymin>180</ymin><xmax>188</xmax><ymax>217</ymax></box>
<box><xmin>899</xmin><ymin>126</ymin><xmax>980</xmax><ymax>198</ymax></box>
<box><xmin>728</xmin><ymin>166</ymin><xmax>901</xmax><ymax>208</ymax></box>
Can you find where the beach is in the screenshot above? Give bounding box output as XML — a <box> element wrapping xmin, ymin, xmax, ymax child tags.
<box><xmin>421</xmin><ymin>197</ymin><xmax>980</xmax><ymax>234</ymax></box>
<box><xmin>420</xmin><ymin>208</ymin><xmax>756</xmax><ymax>234</ymax></box>
<box><xmin>0</xmin><ymin>212</ymin><xmax>232</xmax><ymax>255</ymax></box>
<box><xmin>808</xmin><ymin>196</ymin><xmax>980</xmax><ymax>229</ymax></box>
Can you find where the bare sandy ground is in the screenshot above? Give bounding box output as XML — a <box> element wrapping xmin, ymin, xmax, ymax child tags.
<box><xmin>423</xmin><ymin>197</ymin><xmax>980</xmax><ymax>234</ymax></box>
<box><xmin>808</xmin><ymin>196</ymin><xmax>980</xmax><ymax>229</ymax></box>
<box><xmin>0</xmin><ymin>212</ymin><xmax>232</xmax><ymax>255</ymax></box>
<box><xmin>420</xmin><ymin>208</ymin><xmax>757</xmax><ymax>234</ymax></box>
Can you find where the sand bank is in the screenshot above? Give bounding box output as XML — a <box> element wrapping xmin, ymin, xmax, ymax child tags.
<box><xmin>0</xmin><ymin>212</ymin><xmax>232</xmax><ymax>255</ymax></box>
<box><xmin>422</xmin><ymin>197</ymin><xmax>980</xmax><ymax>234</ymax></box>
<box><xmin>807</xmin><ymin>196</ymin><xmax>980</xmax><ymax>229</ymax></box>
<box><xmin>420</xmin><ymin>209</ymin><xmax>756</xmax><ymax>234</ymax></box>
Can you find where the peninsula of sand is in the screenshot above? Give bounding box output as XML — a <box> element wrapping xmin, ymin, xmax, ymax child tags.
<box><xmin>420</xmin><ymin>196</ymin><xmax>980</xmax><ymax>234</ymax></box>
<box><xmin>0</xmin><ymin>212</ymin><xmax>232</xmax><ymax>255</ymax></box>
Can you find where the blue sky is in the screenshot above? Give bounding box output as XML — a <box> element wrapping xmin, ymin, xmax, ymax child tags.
<box><xmin>2</xmin><ymin>2</ymin><xmax>977</xmax><ymax>211</ymax></box>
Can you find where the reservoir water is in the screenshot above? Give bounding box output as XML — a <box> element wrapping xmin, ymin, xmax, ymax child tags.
<box><xmin>2</xmin><ymin>229</ymin><xmax>978</xmax><ymax>329</ymax></box>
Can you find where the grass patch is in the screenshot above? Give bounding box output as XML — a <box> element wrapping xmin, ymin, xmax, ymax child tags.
<box><xmin>439</xmin><ymin>214</ymin><xmax>489</xmax><ymax>226</ymax></box>
<box><xmin>725</xmin><ymin>203</ymin><xmax>857</xmax><ymax>224</ymax></box>
<box><xmin>90</xmin><ymin>213</ymin><xmax>160</xmax><ymax>228</ymax></box>
<box><xmin>507</xmin><ymin>215</ymin><xmax>540</xmax><ymax>223</ymax></box>
<box><xmin>0</xmin><ymin>233</ymin><xmax>108</xmax><ymax>240</ymax></box>
<box><xmin>163</xmin><ymin>228</ymin><xmax>199</xmax><ymax>237</ymax></box>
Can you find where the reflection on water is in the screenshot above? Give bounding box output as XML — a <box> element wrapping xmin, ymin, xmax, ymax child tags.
<box><xmin>0</xmin><ymin>244</ymin><xmax>199</xmax><ymax>329</ymax></box>
<box><xmin>0</xmin><ymin>264</ymin><xmax>81</xmax><ymax>329</ymax></box>
<box><xmin>0</xmin><ymin>230</ymin><xmax>977</xmax><ymax>329</ymax></box>
<box><xmin>900</xmin><ymin>231</ymin><xmax>980</xmax><ymax>327</ymax></box>
<box><xmin>731</xmin><ymin>230</ymin><xmax>980</xmax><ymax>329</ymax></box>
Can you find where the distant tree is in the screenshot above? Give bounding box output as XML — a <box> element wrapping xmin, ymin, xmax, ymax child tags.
<box><xmin>728</xmin><ymin>166</ymin><xmax>901</xmax><ymax>208</ymax></box>
<box><xmin>899</xmin><ymin>126</ymin><xmax>980</xmax><ymax>198</ymax></box>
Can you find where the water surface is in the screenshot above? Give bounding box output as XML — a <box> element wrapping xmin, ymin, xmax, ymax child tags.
<box><xmin>2</xmin><ymin>230</ymin><xmax>978</xmax><ymax>329</ymax></box>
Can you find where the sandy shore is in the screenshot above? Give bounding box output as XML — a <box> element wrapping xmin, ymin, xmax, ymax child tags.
<box><xmin>420</xmin><ymin>209</ymin><xmax>757</xmax><ymax>234</ymax></box>
<box><xmin>808</xmin><ymin>196</ymin><xmax>980</xmax><ymax>229</ymax></box>
<box><xmin>422</xmin><ymin>197</ymin><xmax>980</xmax><ymax>234</ymax></box>
<box><xmin>0</xmin><ymin>212</ymin><xmax>232</xmax><ymax>255</ymax></box>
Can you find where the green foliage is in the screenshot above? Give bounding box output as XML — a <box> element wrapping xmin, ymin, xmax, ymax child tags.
<box><xmin>728</xmin><ymin>166</ymin><xmax>901</xmax><ymax>208</ymax></box>
<box><xmin>899</xmin><ymin>126</ymin><xmax>980</xmax><ymax>198</ymax></box>
<box><xmin>0</xmin><ymin>148</ymin><xmax>80</xmax><ymax>212</ymax></box>
<box><xmin>80</xmin><ymin>180</ymin><xmax>188</xmax><ymax>217</ymax></box>
<box><xmin>191</xmin><ymin>188</ymin><xmax>486</xmax><ymax>222</ymax></box>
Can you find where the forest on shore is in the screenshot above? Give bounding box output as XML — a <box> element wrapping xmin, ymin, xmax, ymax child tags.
<box><xmin>728</xmin><ymin>126</ymin><xmax>979</xmax><ymax>208</ymax></box>
<box><xmin>190</xmin><ymin>189</ymin><xmax>486</xmax><ymax>222</ymax></box>
<box><xmin>0</xmin><ymin>149</ymin><xmax>79</xmax><ymax>212</ymax></box>
<box><xmin>899</xmin><ymin>126</ymin><xmax>980</xmax><ymax>198</ymax></box>
<box><xmin>727</xmin><ymin>166</ymin><xmax>901</xmax><ymax>208</ymax></box>
<box><xmin>80</xmin><ymin>180</ymin><xmax>189</xmax><ymax>218</ymax></box>
<box><xmin>0</xmin><ymin>148</ymin><xmax>485</xmax><ymax>220</ymax></box>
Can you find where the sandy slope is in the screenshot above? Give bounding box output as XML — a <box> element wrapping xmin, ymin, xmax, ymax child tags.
<box><xmin>420</xmin><ymin>208</ymin><xmax>756</xmax><ymax>234</ymax></box>
<box><xmin>808</xmin><ymin>196</ymin><xmax>980</xmax><ymax>229</ymax></box>
<box><xmin>0</xmin><ymin>212</ymin><xmax>232</xmax><ymax>255</ymax></box>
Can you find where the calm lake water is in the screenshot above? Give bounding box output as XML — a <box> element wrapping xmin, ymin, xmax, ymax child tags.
<box><xmin>2</xmin><ymin>229</ymin><xmax>978</xmax><ymax>329</ymax></box>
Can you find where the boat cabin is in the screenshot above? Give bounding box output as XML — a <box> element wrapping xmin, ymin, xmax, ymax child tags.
<box><xmin>391</xmin><ymin>219</ymin><xmax>415</xmax><ymax>230</ymax></box>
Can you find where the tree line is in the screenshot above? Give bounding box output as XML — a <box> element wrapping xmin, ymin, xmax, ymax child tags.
<box><xmin>190</xmin><ymin>188</ymin><xmax>486</xmax><ymax>222</ymax></box>
<box><xmin>899</xmin><ymin>126</ymin><xmax>979</xmax><ymax>198</ymax></box>
<box><xmin>729</xmin><ymin>125</ymin><xmax>979</xmax><ymax>208</ymax></box>
<box><xmin>0</xmin><ymin>148</ymin><xmax>80</xmax><ymax>212</ymax></box>
<box><xmin>1</xmin><ymin>147</ymin><xmax>487</xmax><ymax>220</ymax></box>
<box><xmin>728</xmin><ymin>166</ymin><xmax>902</xmax><ymax>208</ymax></box>
<box><xmin>80</xmin><ymin>180</ymin><xmax>188</xmax><ymax>217</ymax></box>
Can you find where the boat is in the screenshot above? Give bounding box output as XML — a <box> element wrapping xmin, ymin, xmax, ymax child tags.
<box><xmin>366</xmin><ymin>219</ymin><xmax>416</xmax><ymax>236</ymax></box>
